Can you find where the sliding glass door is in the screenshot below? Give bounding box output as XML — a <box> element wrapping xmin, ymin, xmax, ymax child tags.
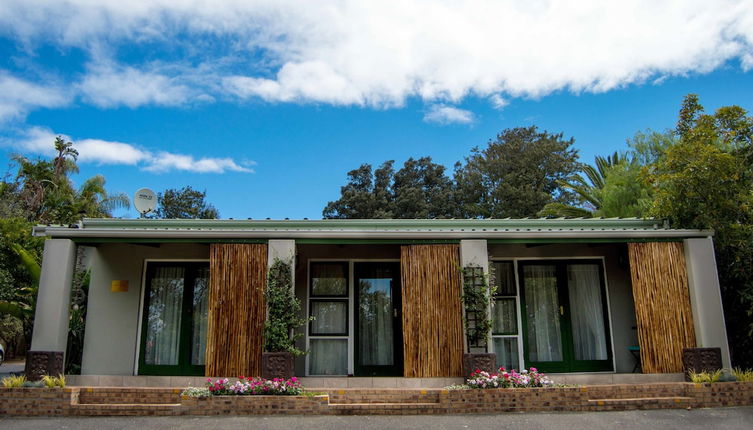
<box><xmin>138</xmin><ymin>262</ymin><xmax>209</xmax><ymax>376</ymax></box>
<box><xmin>519</xmin><ymin>260</ymin><xmax>612</xmax><ymax>372</ymax></box>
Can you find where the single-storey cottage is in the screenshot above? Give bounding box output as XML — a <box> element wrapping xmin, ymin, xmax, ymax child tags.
<box><xmin>28</xmin><ymin>218</ymin><xmax>730</xmax><ymax>380</ymax></box>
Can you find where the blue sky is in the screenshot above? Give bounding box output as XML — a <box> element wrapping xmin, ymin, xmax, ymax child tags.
<box><xmin>1</xmin><ymin>1</ymin><xmax>753</xmax><ymax>219</ymax></box>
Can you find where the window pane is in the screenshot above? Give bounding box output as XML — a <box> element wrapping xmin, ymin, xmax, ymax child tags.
<box><xmin>309</xmin><ymin>339</ymin><xmax>348</xmax><ymax>375</ymax></box>
<box><xmin>523</xmin><ymin>265</ymin><xmax>563</xmax><ymax>362</ymax></box>
<box><xmin>494</xmin><ymin>337</ymin><xmax>519</xmax><ymax>371</ymax></box>
<box><xmin>311</xmin><ymin>301</ymin><xmax>348</xmax><ymax>334</ymax></box>
<box><xmin>311</xmin><ymin>263</ymin><xmax>347</xmax><ymax>296</ymax></box>
<box><xmin>494</xmin><ymin>262</ymin><xmax>516</xmax><ymax>296</ymax></box>
<box><xmin>492</xmin><ymin>298</ymin><xmax>517</xmax><ymax>334</ymax></box>
<box><xmin>144</xmin><ymin>266</ymin><xmax>184</xmax><ymax>366</ymax></box>
<box><xmin>358</xmin><ymin>277</ymin><xmax>393</xmax><ymax>366</ymax></box>
<box><xmin>191</xmin><ymin>266</ymin><xmax>209</xmax><ymax>366</ymax></box>
<box><xmin>567</xmin><ymin>264</ymin><xmax>608</xmax><ymax>361</ymax></box>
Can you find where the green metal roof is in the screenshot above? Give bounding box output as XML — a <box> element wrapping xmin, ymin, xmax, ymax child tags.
<box><xmin>32</xmin><ymin>218</ymin><xmax>713</xmax><ymax>242</ymax></box>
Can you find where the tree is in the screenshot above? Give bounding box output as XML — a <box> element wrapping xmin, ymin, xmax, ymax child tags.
<box><xmin>323</xmin><ymin>162</ymin><xmax>394</xmax><ymax>219</ymax></box>
<box><xmin>323</xmin><ymin>157</ymin><xmax>454</xmax><ymax>219</ymax></box>
<box><xmin>453</xmin><ymin>126</ymin><xmax>581</xmax><ymax>218</ymax></box>
<box><xmin>646</xmin><ymin>94</ymin><xmax>753</xmax><ymax>368</ymax></box>
<box><xmin>392</xmin><ymin>157</ymin><xmax>454</xmax><ymax>219</ymax></box>
<box><xmin>155</xmin><ymin>186</ymin><xmax>220</xmax><ymax>219</ymax></box>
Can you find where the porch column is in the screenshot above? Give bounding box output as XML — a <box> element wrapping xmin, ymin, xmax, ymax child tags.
<box><xmin>268</xmin><ymin>239</ymin><xmax>296</xmax><ymax>287</ymax></box>
<box><xmin>27</xmin><ymin>238</ymin><xmax>76</xmax><ymax>379</ymax></box>
<box><xmin>683</xmin><ymin>237</ymin><xmax>731</xmax><ymax>368</ymax></box>
<box><xmin>459</xmin><ymin>240</ymin><xmax>490</xmax><ymax>354</ymax></box>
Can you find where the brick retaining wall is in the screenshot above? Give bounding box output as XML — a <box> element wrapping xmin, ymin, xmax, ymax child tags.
<box><xmin>1</xmin><ymin>382</ymin><xmax>752</xmax><ymax>416</ymax></box>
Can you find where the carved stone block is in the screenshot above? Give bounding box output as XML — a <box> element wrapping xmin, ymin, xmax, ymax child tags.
<box><xmin>463</xmin><ymin>353</ymin><xmax>497</xmax><ymax>380</ymax></box>
<box><xmin>682</xmin><ymin>347</ymin><xmax>722</xmax><ymax>381</ymax></box>
<box><xmin>25</xmin><ymin>351</ymin><xmax>64</xmax><ymax>381</ymax></box>
<box><xmin>261</xmin><ymin>352</ymin><xmax>295</xmax><ymax>380</ymax></box>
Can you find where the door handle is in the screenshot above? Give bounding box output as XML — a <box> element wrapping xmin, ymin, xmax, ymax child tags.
<box><xmin>560</xmin><ymin>306</ymin><xmax>564</xmax><ymax>316</ymax></box>
<box><xmin>394</xmin><ymin>308</ymin><xmax>398</xmax><ymax>318</ymax></box>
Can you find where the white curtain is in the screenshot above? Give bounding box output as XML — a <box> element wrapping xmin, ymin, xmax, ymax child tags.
<box><xmin>524</xmin><ymin>265</ymin><xmax>563</xmax><ymax>362</ymax></box>
<box><xmin>145</xmin><ymin>266</ymin><xmax>184</xmax><ymax>366</ymax></box>
<box><xmin>493</xmin><ymin>337</ymin><xmax>519</xmax><ymax>370</ymax></box>
<box><xmin>567</xmin><ymin>264</ymin><xmax>608</xmax><ymax>361</ymax></box>
<box><xmin>309</xmin><ymin>339</ymin><xmax>348</xmax><ymax>375</ymax></box>
<box><xmin>311</xmin><ymin>301</ymin><xmax>348</xmax><ymax>334</ymax></box>
<box><xmin>358</xmin><ymin>279</ymin><xmax>393</xmax><ymax>366</ymax></box>
<box><xmin>191</xmin><ymin>267</ymin><xmax>209</xmax><ymax>365</ymax></box>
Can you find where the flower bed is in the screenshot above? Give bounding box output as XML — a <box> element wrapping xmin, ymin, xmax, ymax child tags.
<box><xmin>183</xmin><ymin>376</ymin><xmax>304</xmax><ymax>398</ymax></box>
<box><xmin>465</xmin><ymin>367</ymin><xmax>554</xmax><ymax>389</ymax></box>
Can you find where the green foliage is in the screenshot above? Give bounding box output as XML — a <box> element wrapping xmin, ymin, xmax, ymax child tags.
<box><xmin>1</xmin><ymin>375</ymin><xmax>26</xmax><ymax>388</ymax></box>
<box><xmin>732</xmin><ymin>367</ymin><xmax>753</xmax><ymax>382</ymax></box>
<box><xmin>645</xmin><ymin>94</ymin><xmax>753</xmax><ymax>368</ymax></box>
<box><xmin>454</xmin><ymin>126</ymin><xmax>581</xmax><ymax>218</ymax></box>
<box><xmin>688</xmin><ymin>369</ymin><xmax>722</xmax><ymax>384</ymax></box>
<box><xmin>155</xmin><ymin>186</ymin><xmax>219</xmax><ymax>219</ymax></box>
<box><xmin>40</xmin><ymin>374</ymin><xmax>66</xmax><ymax>388</ymax></box>
<box><xmin>461</xmin><ymin>266</ymin><xmax>496</xmax><ymax>350</ymax></box>
<box><xmin>539</xmin><ymin>148</ymin><xmax>653</xmax><ymax>218</ymax></box>
<box><xmin>323</xmin><ymin>157</ymin><xmax>453</xmax><ymax>219</ymax></box>
<box><xmin>65</xmin><ymin>264</ymin><xmax>90</xmax><ymax>374</ymax></box>
<box><xmin>8</xmin><ymin>137</ymin><xmax>129</xmax><ymax>224</ymax></box>
<box><xmin>264</xmin><ymin>259</ymin><xmax>310</xmax><ymax>355</ymax></box>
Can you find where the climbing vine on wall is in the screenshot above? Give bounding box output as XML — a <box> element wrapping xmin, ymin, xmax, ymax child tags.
<box><xmin>264</xmin><ymin>258</ymin><xmax>311</xmax><ymax>355</ymax></box>
<box><xmin>461</xmin><ymin>266</ymin><xmax>496</xmax><ymax>350</ymax></box>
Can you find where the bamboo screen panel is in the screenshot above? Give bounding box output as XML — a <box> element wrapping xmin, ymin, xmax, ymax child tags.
<box><xmin>206</xmin><ymin>243</ymin><xmax>268</xmax><ymax>377</ymax></box>
<box><xmin>628</xmin><ymin>242</ymin><xmax>696</xmax><ymax>373</ymax></box>
<box><xmin>400</xmin><ymin>244</ymin><xmax>464</xmax><ymax>377</ymax></box>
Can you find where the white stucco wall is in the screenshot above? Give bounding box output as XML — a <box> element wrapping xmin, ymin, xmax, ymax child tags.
<box><xmin>684</xmin><ymin>237</ymin><xmax>731</xmax><ymax>368</ymax></box>
<box><xmin>31</xmin><ymin>239</ymin><xmax>77</xmax><ymax>353</ymax></box>
<box><xmin>81</xmin><ymin>243</ymin><xmax>209</xmax><ymax>375</ymax></box>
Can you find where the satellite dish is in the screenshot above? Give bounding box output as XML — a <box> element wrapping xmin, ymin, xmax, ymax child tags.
<box><xmin>134</xmin><ymin>188</ymin><xmax>157</xmax><ymax>217</ymax></box>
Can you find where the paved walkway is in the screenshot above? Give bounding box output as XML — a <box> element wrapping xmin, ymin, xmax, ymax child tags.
<box><xmin>2</xmin><ymin>407</ymin><xmax>752</xmax><ymax>429</ymax></box>
<box><xmin>0</xmin><ymin>359</ymin><xmax>24</xmax><ymax>378</ymax></box>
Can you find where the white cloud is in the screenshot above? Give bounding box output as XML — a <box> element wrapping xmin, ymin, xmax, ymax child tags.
<box><xmin>0</xmin><ymin>72</ymin><xmax>69</xmax><ymax>122</ymax></box>
<box><xmin>12</xmin><ymin>127</ymin><xmax>253</xmax><ymax>174</ymax></box>
<box><xmin>423</xmin><ymin>104</ymin><xmax>475</xmax><ymax>125</ymax></box>
<box><xmin>0</xmin><ymin>1</ymin><xmax>753</xmax><ymax>110</ymax></box>
<box><xmin>489</xmin><ymin>94</ymin><xmax>509</xmax><ymax>110</ymax></box>
<box><xmin>143</xmin><ymin>152</ymin><xmax>252</xmax><ymax>174</ymax></box>
<box><xmin>78</xmin><ymin>63</ymin><xmax>191</xmax><ymax>108</ymax></box>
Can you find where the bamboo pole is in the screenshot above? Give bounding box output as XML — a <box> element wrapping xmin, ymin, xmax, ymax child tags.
<box><xmin>400</xmin><ymin>244</ymin><xmax>464</xmax><ymax>377</ymax></box>
<box><xmin>628</xmin><ymin>242</ymin><xmax>696</xmax><ymax>373</ymax></box>
<box><xmin>206</xmin><ymin>243</ymin><xmax>268</xmax><ymax>377</ymax></box>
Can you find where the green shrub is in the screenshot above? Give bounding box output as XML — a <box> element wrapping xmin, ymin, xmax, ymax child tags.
<box><xmin>1</xmin><ymin>374</ymin><xmax>26</xmax><ymax>388</ymax></box>
<box><xmin>732</xmin><ymin>367</ymin><xmax>753</xmax><ymax>382</ymax></box>
<box><xmin>688</xmin><ymin>369</ymin><xmax>722</xmax><ymax>383</ymax></box>
<box><xmin>41</xmin><ymin>374</ymin><xmax>66</xmax><ymax>388</ymax></box>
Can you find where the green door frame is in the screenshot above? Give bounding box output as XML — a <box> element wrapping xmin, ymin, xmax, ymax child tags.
<box><xmin>138</xmin><ymin>261</ymin><xmax>208</xmax><ymax>376</ymax></box>
<box><xmin>353</xmin><ymin>262</ymin><xmax>404</xmax><ymax>377</ymax></box>
<box><xmin>518</xmin><ymin>259</ymin><xmax>613</xmax><ymax>373</ymax></box>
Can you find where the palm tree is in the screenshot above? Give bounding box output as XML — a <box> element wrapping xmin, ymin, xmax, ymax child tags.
<box><xmin>539</xmin><ymin>151</ymin><xmax>627</xmax><ymax>218</ymax></box>
<box><xmin>74</xmin><ymin>175</ymin><xmax>130</xmax><ymax>218</ymax></box>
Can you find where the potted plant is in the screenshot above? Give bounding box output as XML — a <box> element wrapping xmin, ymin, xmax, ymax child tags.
<box><xmin>262</xmin><ymin>258</ymin><xmax>310</xmax><ymax>379</ymax></box>
<box><xmin>461</xmin><ymin>265</ymin><xmax>497</xmax><ymax>379</ymax></box>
